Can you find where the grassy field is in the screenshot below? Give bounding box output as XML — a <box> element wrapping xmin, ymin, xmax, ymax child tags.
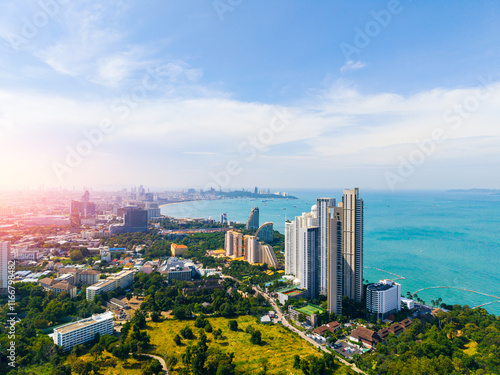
<box><xmin>24</xmin><ymin>351</ymin><xmax>150</xmax><ymax>375</ymax></box>
<box><xmin>296</xmin><ymin>303</ymin><xmax>325</xmax><ymax>316</ymax></box>
<box><xmin>147</xmin><ymin>315</ymin><xmax>322</xmax><ymax>374</ymax></box>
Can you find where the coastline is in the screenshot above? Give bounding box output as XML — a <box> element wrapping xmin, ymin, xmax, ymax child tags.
<box><xmin>159</xmin><ymin>199</ymin><xmax>203</xmax><ymax>208</ymax></box>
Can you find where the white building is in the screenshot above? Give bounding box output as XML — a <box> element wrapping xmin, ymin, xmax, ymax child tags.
<box><xmin>86</xmin><ymin>280</ymin><xmax>116</xmax><ymax>300</ymax></box>
<box><xmin>342</xmin><ymin>188</ymin><xmax>364</xmax><ymax>302</ymax></box>
<box><xmin>86</xmin><ymin>270</ymin><xmax>134</xmax><ymax>300</ymax></box>
<box><xmin>316</xmin><ymin>198</ymin><xmax>335</xmax><ymax>296</ymax></box>
<box><xmin>52</xmin><ymin>311</ymin><xmax>114</xmax><ymax>352</ymax></box>
<box><xmin>108</xmin><ymin>270</ymin><xmax>134</xmax><ymax>289</ymax></box>
<box><xmin>366</xmin><ymin>279</ymin><xmax>401</xmax><ymax>319</ymax></box>
<box><xmin>244</xmin><ymin>235</ymin><xmax>259</xmax><ymax>264</ymax></box>
<box><xmin>401</xmin><ymin>297</ymin><xmax>415</xmax><ymax>309</ymax></box>
<box><xmin>285</xmin><ymin>208</ymin><xmax>318</xmax><ymax>280</ymax></box>
<box><xmin>261</xmin><ymin>244</ymin><xmax>279</xmax><ymax>269</ymax></box>
<box><xmin>299</xmin><ymin>226</ymin><xmax>319</xmax><ymax>299</ymax></box>
<box><xmin>0</xmin><ymin>242</ymin><xmax>10</xmax><ymax>289</ymax></box>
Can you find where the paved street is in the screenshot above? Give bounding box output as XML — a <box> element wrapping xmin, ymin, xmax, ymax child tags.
<box><xmin>252</xmin><ymin>286</ymin><xmax>366</xmax><ymax>374</ymax></box>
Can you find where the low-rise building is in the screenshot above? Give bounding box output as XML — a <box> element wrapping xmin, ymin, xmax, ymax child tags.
<box><xmin>39</xmin><ymin>278</ymin><xmax>78</xmax><ymax>298</ymax></box>
<box><xmin>171</xmin><ymin>243</ymin><xmax>188</xmax><ymax>257</ymax></box>
<box><xmin>167</xmin><ymin>266</ymin><xmax>193</xmax><ymax>281</ymax></box>
<box><xmin>401</xmin><ymin>297</ymin><xmax>415</xmax><ymax>309</ymax></box>
<box><xmin>78</xmin><ymin>269</ymin><xmax>101</xmax><ymax>286</ymax></box>
<box><xmin>142</xmin><ymin>262</ymin><xmax>153</xmax><ymax>274</ymax></box>
<box><xmin>52</xmin><ymin>311</ymin><xmax>114</xmax><ymax>352</ymax></box>
<box><xmin>86</xmin><ymin>270</ymin><xmax>134</xmax><ymax>300</ymax></box>
<box><xmin>56</xmin><ymin>268</ymin><xmax>101</xmax><ymax>286</ymax></box>
<box><xmin>349</xmin><ymin>326</ymin><xmax>381</xmax><ymax>348</ymax></box>
<box><xmin>276</xmin><ymin>287</ymin><xmax>307</xmax><ymax>305</ymax></box>
<box><xmin>313</xmin><ymin>321</ymin><xmax>341</xmax><ymax>336</ymax></box>
<box><xmin>86</xmin><ymin>280</ymin><xmax>116</xmax><ymax>300</ymax></box>
<box><xmin>108</xmin><ymin>270</ymin><xmax>134</xmax><ymax>289</ymax></box>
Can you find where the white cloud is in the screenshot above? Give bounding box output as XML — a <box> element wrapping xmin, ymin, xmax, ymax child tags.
<box><xmin>1</xmin><ymin>76</ymin><xmax>500</xmax><ymax>189</ymax></box>
<box><xmin>340</xmin><ymin>60</ymin><xmax>367</xmax><ymax>73</ymax></box>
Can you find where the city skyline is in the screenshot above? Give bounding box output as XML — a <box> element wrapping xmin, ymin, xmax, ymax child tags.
<box><xmin>1</xmin><ymin>1</ymin><xmax>500</xmax><ymax>190</ymax></box>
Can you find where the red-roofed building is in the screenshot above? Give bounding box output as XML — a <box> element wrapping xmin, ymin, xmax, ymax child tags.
<box><xmin>349</xmin><ymin>327</ymin><xmax>381</xmax><ymax>348</ymax></box>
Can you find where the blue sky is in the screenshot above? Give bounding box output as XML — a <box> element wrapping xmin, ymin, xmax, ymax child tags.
<box><xmin>0</xmin><ymin>1</ymin><xmax>499</xmax><ymax>190</ymax></box>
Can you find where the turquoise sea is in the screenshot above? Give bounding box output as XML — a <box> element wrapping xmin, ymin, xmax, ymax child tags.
<box><xmin>161</xmin><ymin>190</ymin><xmax>500</xmax><ymax>315</ymax></box>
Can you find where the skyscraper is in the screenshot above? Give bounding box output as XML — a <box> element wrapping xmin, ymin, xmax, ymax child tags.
<box><xmin>342</xmin><ymin>188</ymin><xmax>364</xmax><ymax>302</ymax></box>
<box><xmin>225</xmin><ymin>230</ymin><xmax>243</xmax><ymax>258</ymax></box>
<box><xmin>284</xmin><ymin>221</ymin><xmax>295</xmax><ymax>275</ymax></box>
<box><xmin>317</xmin><ymin>198</ymin><xmax>335</xmax><ymax>295</ymax></box>
<box><xmin>246</xmin><ymin>207</ymin><xmax>259</xmax><ymax>229</ymax></box>
<box><xmin>284</xmin><ymin>188</ymin><xmax>364</xmax><ymax>314</ymax></box>
<box><xmin>285</xmin><ymin>208</ymin><xmax>317</xmax><ymax>279</ymax></box>
<box><xmin>327</xmin><ymin>206</ymin><xmax>343</xmax><ymax>315</ymax></box>
<box><xmin>299</xmin><ymin>226</ymin><xmax>320</xmax><ymax>299</ymax></box>
<box><xmin>225</xmin><ymin>231</ymin><xmax>235</xmax><ymax>257</ymax></box>
<box><xmin>0</xmin><ymin>242</ymin><xmax>10</xmax><ymax>290</ymax></box>
<box><xmin>243</xmin><ymin>235</ymin><xmax>259</xmax><ymax>263</ymax></box>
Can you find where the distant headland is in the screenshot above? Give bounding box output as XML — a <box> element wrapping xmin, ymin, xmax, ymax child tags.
<box><xmin>214</xmin><ymin>190</ymin><xmax>298</xmax><ymax>199</ymax></box>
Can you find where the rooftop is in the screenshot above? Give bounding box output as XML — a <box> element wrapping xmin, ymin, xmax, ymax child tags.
<box><xmin>367</xmin><ymin>280</ymin><xmax>398</xmax><ymax>292</ymax></box>
<box><xmin>55</xmin><ymin>312</ymin><xmax>114</xmax><ymax>335</ymax></box>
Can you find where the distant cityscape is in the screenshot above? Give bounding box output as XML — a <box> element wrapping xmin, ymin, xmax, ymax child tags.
<box><xmin>0</xmin><ymin>185</ymin><xmax>498</xmax><ymax>374</ymax></box>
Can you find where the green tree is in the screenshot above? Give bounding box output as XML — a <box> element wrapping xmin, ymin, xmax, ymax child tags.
<box><xmin>181</xmin><ymin>325</ymin><xmax>194</xmax><ymax>340</ymax></box>
<box><xmin>250</xmin><ymin>329</ymin><xmax>262</xmax><ymax>345</ymax></box>
<box><xmin>228</xmin><ymin>320</ymin><xmax>238</xmax><ymax>331</ymax></box>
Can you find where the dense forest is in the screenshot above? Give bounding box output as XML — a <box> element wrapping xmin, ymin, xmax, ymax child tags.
<box><xmin>356</xmin><ymin>305</ymin><xmax>500</xmax><ymax>374</ymax></box>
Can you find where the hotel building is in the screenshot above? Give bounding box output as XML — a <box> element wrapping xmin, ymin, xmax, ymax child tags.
<box><xmin>52</xmin><ymin>311</ymin><xmax>114</xmax><ymax>352</ymax></box>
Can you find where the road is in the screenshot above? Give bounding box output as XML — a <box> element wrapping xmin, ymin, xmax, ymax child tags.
<box><xmin>133</xmin><ymin>353</ymin><xmax>169</xmax><ymax>375</ymax></box>
<box><xmin>253</xmin><ymin>286</ymin><xmax>366</xmax><ymax>375</ymax></box>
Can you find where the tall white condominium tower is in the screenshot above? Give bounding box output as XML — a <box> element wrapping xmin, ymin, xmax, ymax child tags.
<box><xmin>0</xmin><ymin>242</ymin><xmax>10</xmax><ymax>289</ymax></box>
<box><xmin>285</xmin><ymin>208</ymin><xmax>318</xmax><ymax>279</ymax></box>
<box><xmin>317</xmin><ymin>198</ymin><xmax>335</xmax><ymax>295</ymax></box>
<box><xmin>284</xmin><ymin>221</ymin><xmax>295</xmax><ymax>275</ymax></box>
<box><xmin>299</xmin><ymin>225</ymin><xmax>320</xmax><ymax>299</ymax></box>
<box><xmin>327</xmin><ymin>206</ymin><xmax>343</xmax><ymax>315</ymax></box>
<box><xmin>342</xmin><ymin>188</ymin><xmax>364</xmax><ymax>302</ymax></box>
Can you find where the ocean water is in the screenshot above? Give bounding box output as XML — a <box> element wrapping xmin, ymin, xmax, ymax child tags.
<box><xmin>161</xmin><ymin>190</ymin><xmax>500</xmax><ymax>315</ymax></box>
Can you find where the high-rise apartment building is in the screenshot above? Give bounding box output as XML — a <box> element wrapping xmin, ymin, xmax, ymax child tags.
<box><xmin>225</xmin><ymin>230</ymin><xmax>243</xmax><ymax>258</ymax></box>
<box><xmin>342</xmin><ymin>188</ymin><xmax>364</xmax><ymax>302</ymax></box>
<box><xmin>317</xmin><ymin>198</ymin><xmax>335</xmax><ymax>295</ymax></box>
<box><xmin>0</xmin><ymin>242</ymin><xmax>10</xmax><ymax>290</ymax></box>
<box><xmin>327</xmin><ymin>206</ymin><xmax>343</xmax><ymax>315</ymax></box>
<box><xmin>366</xmin><ymin>279</ymin><xmax>401</xmax><ymax>319</ymax></box>
<box><xmin>284</xmin><ymin>188</ymin><xmax>364</xmax><ymax>313</ymax></box>
<box><xmin>284</xmin><ymin>221</ymin><xmax>294</xmax><ymax>275</ymax></box>
<box><xmin>299</xmin><ymin>226</ymin><xmax>320</xmax><ymax>299</ymax></box>
<box><xmin>244</xmin><ymin>235</ymin><xmax>259</xmax><ymax>264</ymax></box>
<box><xmin>110</xmin><ymin>206</ymin><xmax>148</xmax><ymax>234</ymax></box>
<box><xmin>246</xmin><ymin>207</ymin><xmax>259</xmax><ymax>229</ymax></box>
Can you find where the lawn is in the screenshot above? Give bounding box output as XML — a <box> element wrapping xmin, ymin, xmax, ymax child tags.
<box><xmin>147</xmin><ymin>315</ymin><xmax>322</xmax><ymax>374</ymax></box>
<box><xmin>296</xmin><ymin>303</ymin><xmax>325</xmax><ymax>316</ymax></box>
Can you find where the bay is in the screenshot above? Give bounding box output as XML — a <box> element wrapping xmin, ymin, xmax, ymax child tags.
<box><xmin>161</xmin><ymin>189</ymin><xmax>500</xmax><ymax>315</ymax></box>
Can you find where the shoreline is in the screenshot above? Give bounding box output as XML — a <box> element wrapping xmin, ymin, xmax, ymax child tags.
<box><xmin>159</xmin><ymin>199</ymin><xmax>203</xmax><ymax>208</ymax></box>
